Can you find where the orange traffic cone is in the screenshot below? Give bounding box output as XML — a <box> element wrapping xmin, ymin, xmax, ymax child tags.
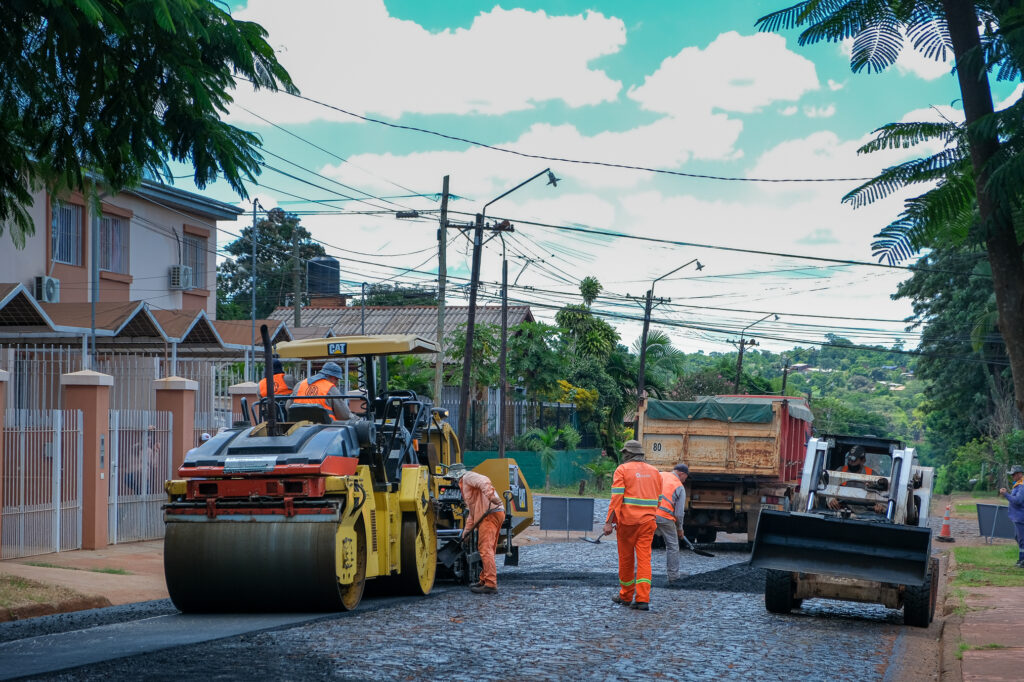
<box><xmin>936</xmin><ymin>504</ymin><xmax>955</xmax><ymax>543</ymax></box>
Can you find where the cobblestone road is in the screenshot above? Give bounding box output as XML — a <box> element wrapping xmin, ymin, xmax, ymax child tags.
<box><xmin>36</xmin><ymin>540</ymin><xmax>910</xmax><ymax>681</ymax></box>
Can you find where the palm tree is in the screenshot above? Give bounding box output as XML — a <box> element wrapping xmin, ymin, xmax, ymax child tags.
<box><xmin>523</xmin><ymin>425</ymin><xmax>561</xmax><ymax>491</ymax></box>
<box><xmin>757</xmin><ymin>1</ymin><xmax>1024</xmax><ymax>419</ymax></box>
<box><xmin>580</xmin><ymin>276</ymin><xmax>602</xmax><ymax>309</ymax></box>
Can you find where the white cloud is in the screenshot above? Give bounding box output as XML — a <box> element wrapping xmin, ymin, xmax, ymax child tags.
<box><xmin>804</xmin><ymin>105</ymin><xmax>836</xmax><ymax>118</ymax></box>
<box><xmin>827</xmin><ymin>79</ymin><xmax>845</xmax><ymax>91</ymax></box>
<box><xmin>229</xmin><ymin>1</ymin><xmax>626</xmax><ymax>123</ymax></box>
<box><xmin>629</xmin><ymin>31</ymin><xmax>819</xmax><ymax>116</ymax></box>
<box><xmin>779</xmin><ymin>105</ymin><xmax>798</xmax><ymax>116</ymax></box>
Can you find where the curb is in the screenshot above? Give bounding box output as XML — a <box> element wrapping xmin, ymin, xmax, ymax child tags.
<box><xmin>0</xmin><ymin>595</ymin><xmax>112</xmax><ymax>622</ymax></box>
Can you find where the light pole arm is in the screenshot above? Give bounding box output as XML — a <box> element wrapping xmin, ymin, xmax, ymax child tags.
<box><xmin>483</xmin><ymin>168</ymin><xmax>551</xmax><ymax>216</ymax></box>
<box><xmin>652</xmin><ymin>258</ymin><xmax>701</xmax><ymax>289</ymax></box>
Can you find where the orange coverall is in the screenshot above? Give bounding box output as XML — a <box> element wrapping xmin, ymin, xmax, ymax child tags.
<box><xmin>460</xmin><ymin>471</ymin><xmax>506</xmax><ymax>589</ymax></box>
<box><xmin>606</xmin><ymin>460</ymin><xmax>662</xmax><ymax>604</ymax></box>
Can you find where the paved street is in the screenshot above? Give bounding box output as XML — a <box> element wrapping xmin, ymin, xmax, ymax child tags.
<box><xmin>5</xmin><ymin>540</ymin><xmax>921</xmax><ymax>681</ymax></box>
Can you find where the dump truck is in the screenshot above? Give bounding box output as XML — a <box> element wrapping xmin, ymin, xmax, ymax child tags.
<box><xmin>162</xmin><ymin>329</ymin><xmax>533</xmax><ymax>612</ymax></box>
<box><xmin>749</xmin><ymin>434</ymin><xmax>937</xmax><ymax>627</ymax></box>
<box><xmin>638</xmin><ymin>395</ymin><xmax>813</xmax><ymax>542</ymax></box>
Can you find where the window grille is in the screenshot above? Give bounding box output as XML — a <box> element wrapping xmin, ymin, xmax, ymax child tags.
<box><xmin>100</xmin><ymin>215</ymin><xmax>129</xmax><ymax>274</ymax></box>
<box><xmin>183</xmin><ymin>235</ymin><xmax>207</xmax><ymax>288</ymax></box>
<box><xmin>52</xmin><ymin>202</ymin><xmax>83</xmax><ymax>266</ymax></box>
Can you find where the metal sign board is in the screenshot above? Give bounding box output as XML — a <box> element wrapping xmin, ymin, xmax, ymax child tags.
<box><xmin>976</xmin><ymin>503</ymin><xmax>1016</xmax><ymax>542</ymax></box>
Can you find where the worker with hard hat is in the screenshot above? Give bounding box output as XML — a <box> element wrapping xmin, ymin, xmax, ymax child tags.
<box><xmin>603</xmin><ymin>439</ymin><xmax>662</xmax><ymax>611</ymax></box>
<box><xmin>655</xmin><ymin>462</ymin><xmax>689</xmax><ymax>585</ymax></box>
<box><xmin>999</xmin><ymin>464</ymin><xmax>1024</xmax><ymax>567</ymax></box>
<box><xmin>258</xmin><ymin>359</ymin><xmax>295</xmax><ymax>398</ymax></box>
<box><xmin>449</xmin><ymin>463</ymin><xmax>505</xmax><ymax>594</ymax></box>
<box><xmin>288</xmin><ymin>361</ymin><xmax>352</xmax><ymax>421</ymax></box>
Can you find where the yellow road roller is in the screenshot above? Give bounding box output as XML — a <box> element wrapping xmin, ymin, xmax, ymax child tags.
<box><xmin>163</xmin><ymin>328</ymin><xmax>533</xmax><ymax>612</ymax></box>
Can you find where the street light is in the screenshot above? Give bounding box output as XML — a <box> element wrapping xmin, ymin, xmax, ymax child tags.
<box><xmin>733</xmin><ymin>313</ymin><xmax>779</xmax><ymax>392</ymax></box>
<box><xmin>457</xmin><ymin>168</ymin><xmax>559</xmax><ymax>455</ymax></box>
<box><xmin>635</xmin><ymin>258</ymin><xmax>704</xmax><ymax>430</ymax></box>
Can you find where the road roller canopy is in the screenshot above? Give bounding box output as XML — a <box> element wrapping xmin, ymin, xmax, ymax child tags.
<box><xmin>274</xmin><ymin>334</ymin><xmax>437</xmax><ymax>360</ymax></box>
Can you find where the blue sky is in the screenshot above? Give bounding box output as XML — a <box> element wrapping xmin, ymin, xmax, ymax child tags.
<box><xmin>179</xmin><ymin>1</ymin><xmax>1022</xmax><ymax>353</ymax></box>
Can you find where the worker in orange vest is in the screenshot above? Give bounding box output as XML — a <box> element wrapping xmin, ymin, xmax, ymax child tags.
<box><xmin>449</xmin><ymin>463</ymin><xmax>506</xmax><ymax>594</ymax></box>
<box><xmin>655</xmin><ymin>463</ymin><xmax>689</xmax><ymax>584</ymax></box>
<box><xmin>603</xmin><ymin>439</ymin><xmax>662</xmax><ymax>611</ymax></box>
<box><xmin>828</xmin><ymin>445</ymin><xmax>884</xmax><ymax>512</ymax></box>
<box><xmin>288</xmin><ymin>361</ymin><xmax>352</xmax><ymax>421</ymax></box>
<box><xmin>258</xmin><ymin>359</ymin><xmax>295</xmax><ymax>398</ymax></box>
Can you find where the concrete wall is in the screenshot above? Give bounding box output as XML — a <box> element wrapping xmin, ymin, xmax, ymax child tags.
<box><xmin>1</xmin><ymin>189</ymin><xmax>225</xmax><ymax>315</ymax></box>
<box><xmin>463</xmin><ymin>449</ymin><xmax>603</xmax><ymax>489</ymax></box>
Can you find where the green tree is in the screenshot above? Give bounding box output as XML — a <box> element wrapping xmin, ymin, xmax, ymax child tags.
<box><xmin>757</xmin><ymin>1</ymin><xmax>1024</xmax><ymax>420</ymax></box>
<box><xmin>357</xmin><ymin>284</ymin><xmax>438</xmax><ymax>306</ymax></box>
<box><xmin>387</xmin><ymin>355</ymin><xmax>435</xmax><ymax>399</ymax></box>
<box><xmin>0</xmin><ymin>0</ymin><xmax>295</xmax><ymax>247</ymax></box>
<box><xmin>580</xmin><ymin>276</ymin><xmax>602</xmax><ymax>308</ymax></box>
<box><xmin>507</xmin><ymin>321</ymin><xmax>566</xmax><ymax>399</ymax></box>
<box><xmin>217</xmin><ymin>208</ymin><xmax>325</xmax><ymax>319</ymax></box>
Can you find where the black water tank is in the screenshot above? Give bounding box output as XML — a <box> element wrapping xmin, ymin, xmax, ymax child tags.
<box><xmin>307</xmin><ymin>257</ymin><xmax>340</xmax><ymax>295</ymax></box>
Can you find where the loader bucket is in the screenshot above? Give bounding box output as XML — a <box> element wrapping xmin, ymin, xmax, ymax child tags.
<box><xmin>750</xmin><ymin>510</ymin><xmax>932</xmax><ymax>586</ymax></box>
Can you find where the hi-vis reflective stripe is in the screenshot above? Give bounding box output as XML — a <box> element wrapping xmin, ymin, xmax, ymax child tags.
<box><xmin>658</xmin><ymin>505</ymin><xmax>673</xmax><ymax>514</ymax></box>
<box><xmin>623</xmin><ymin>497</ymin><xmax>658</xmax><ymax>506</ymax></box>
<box><xmin>619</xmin><ymin>578</ymin><xmax>635</xmax><ymax>586</ymax></box>
<box><xmin>611</xmin><ymin>487</ymin><xmax>625</xmax><ymax>494</ymax></box>
<box><xmin>635</xmin><ymin>578</ymin><xmax>651</xmax><ymax>585</ymax></box>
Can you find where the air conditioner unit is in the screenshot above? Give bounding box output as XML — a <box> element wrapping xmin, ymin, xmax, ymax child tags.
<box><xmin>35</xmin><ymin>275</ymin><xmax>61</xmax><ymax>303</ymax></box>
<box><xmin>169</xmin><ymin>265</ymin><xmax>193</xmax><ymax>290</ymax></box>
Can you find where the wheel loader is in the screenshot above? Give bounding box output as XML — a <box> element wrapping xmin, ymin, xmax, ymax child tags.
<box><xmin>162</xmin><ymin>328</ymin><xmax>533</xmax><ymax>612</ymax></box>
<box><xmin>749</xmin><ymin>434</ymin><xmax>938</xmax><ymax>627</ymax></box>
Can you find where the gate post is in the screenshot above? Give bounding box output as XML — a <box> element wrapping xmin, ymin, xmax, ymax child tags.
<box><xmin>155</xmin><ymin>377</ymin><xmax>197</xmax><ymax>472</ymax></box>
<box><xmin>0</xmin><ymin>369</ymin><xmax>7</xmax><ymax>550</ymax></box>
<box><xmin>228</xmin><ymin>381</ymin><xmax>259</xmax><ymax>425</ymax></box>
<box><xmin>61</xmin><ymin>370</ymin><xmax>112</xmax><ymax>550</ymax></box>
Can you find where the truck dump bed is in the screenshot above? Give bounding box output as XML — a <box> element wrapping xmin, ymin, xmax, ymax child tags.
<box><xmin>641</xmin><ymin>396</ymin><xmax>812</xmax><ymax>482</ymax></box>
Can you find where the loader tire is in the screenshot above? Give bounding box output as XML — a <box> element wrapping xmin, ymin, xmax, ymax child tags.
<box><xmin>903</xmin><ymin>557</ymin><xmax>937</xmax><ymax>628</ymax></box>
<box><xmin>764</xmin><ymin>569</ymin><xmax>796</xmax><ymax>614</ymax></box>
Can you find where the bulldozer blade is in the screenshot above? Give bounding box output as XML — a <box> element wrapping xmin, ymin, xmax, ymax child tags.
<box><xmin>750</xmin><ymin>510</ymin><xmax>932</xmax><ymax>586</ymax></box>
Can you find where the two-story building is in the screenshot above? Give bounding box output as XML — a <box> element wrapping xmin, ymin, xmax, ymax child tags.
<box><xmin>1</xmin><ymin>180</ymin><xmax>242</xmax><ymax>314</ymax></box>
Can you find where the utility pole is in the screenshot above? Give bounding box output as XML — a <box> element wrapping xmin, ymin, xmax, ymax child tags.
<box><xmin>434</xmin><ymin>176</ymin><xmax>449</xmax><ymax>403</ymax></box>
<box><xmin>455</xmin><ymin>214</ymin><xmax>515</xmax><ymax>450</ymax></box>
<box><xmin>781</xmin><ymin>359</ymin><xmax>790</xmax><ymax>396</ymax></box>
<box><xmin>498</xmin><ymin>255</ymin><xmax>508</xmax><ymax>458</ymax></box>
<box><xmin>729</xmin><ymin>337</ymin><xmax>758</xmax><ymax>392</ymax></box>
<box><xmin>249</xmin><ymin>198</ymin><xmax>260</xmax><ymax>382</ymax></box>
<box><xmin>292</xmin><ymin>226</ymin><xmax>301</xmax><ymax>328</ymax></box>
<box><xmin>457</xmin><ymin>214</ymin><xmax>485</xmax><ymax>450</ymax></box>
<box><xmin>635</xmin><ymin>289</ymin><xmax>654</xmax><ymax>410</ymax></box>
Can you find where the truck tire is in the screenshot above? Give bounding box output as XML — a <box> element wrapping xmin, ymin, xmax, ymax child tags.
<box><xmin>695</xmin><ymin>528</ymin><xmax>717</xmax><ymax>544</ymax></box>
<box><xmin>903</xmin><ymin>557</ymin><xmax>936</xmax><ymax>627</ymax></box>
<box><xmin>764</xmin><ymin>569</ymin><xmax>796</xmax><ymax>614</ymax></box>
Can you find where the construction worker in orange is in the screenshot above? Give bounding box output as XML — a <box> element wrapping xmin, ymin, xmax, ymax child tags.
<box><xmin>258</xmin><ymin>359</ymin><xmax>295</xmax><ymax>398</ymax></box>
<box><xmin>449</xmin><ymin>464</ymin><xmax>505</xmax><ymax>594</ymax></box>
<box><xmin>603</xmin><ymin>439</ymin><xmax>662</xmax><ymax>611</ymax></box>
<box><xmin>287</xmin><ymin>362</ymin><xmax>351</xmax><ymax>421</ymax></box>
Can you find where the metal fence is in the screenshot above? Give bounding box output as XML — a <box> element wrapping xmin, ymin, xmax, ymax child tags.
<box><xmin>0</xmin><ymin>345</ymin><xmax>244</xmax><ymax>430</ymax></box>
<box><xmin>108</xmin><ymin>410</ymin><xmax>172</xmax><ymax>544</ymax></box>
<box><xmin>1</xmin><ymin>409</ymin><xmax>84</xmax><ymax>559</ymax></box>
<box><xmin>437</xmin><ymin>386</ymin><xmax>584</xmax><ymax>451</ymax></box>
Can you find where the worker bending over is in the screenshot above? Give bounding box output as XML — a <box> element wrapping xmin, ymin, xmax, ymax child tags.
<box><xmin>655</xmin><ymin>463</ymin><xmax>689</xmax><ymax>584</ymax></box>
<box><xmin>450</xmin><ymin>464</ymin><xmax>505</xmax><ymax>594</ymax></box>
<box><xmin>288</xmin><ymin>361</ymin><xmax>352</xmax><ymax>421</ymax></box>
<box><xmin>258</xmin><ymin>359</ymin><xmax>295</xmax><ymax>398</ymax></box>
<box><xmin>604</xmin><ymin>439</ymin><xmax>661</xmax><ymax>611</ymax></box>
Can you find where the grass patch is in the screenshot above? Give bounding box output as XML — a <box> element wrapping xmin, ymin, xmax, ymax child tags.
<box><xmin>0</xmin><ymin>575</ymin><xmax>82</xmax><ymax>609</ymax></box>
<box><xmin>956</xmin><ymin>640</ymin><xmax>1007</xmax><ymax>659</ymax></box>
<box><xmin>536</xmin><ymin>485</ymin><xmax>610</xmax><ymax>499</ymax></box>
<box><xmin>954</xmin><ymin>503</ymin><xmax>980</xmax><ymax>514</ymax></box>
<box><xmin>952</xmin><ymin>545</ymin><xmax>1024</xmax><ymax>588</ymax></box>
<box><xmin>22</xmin><ymin>562</ymin><xmax>131</xmax><ymax>576</ymax></box>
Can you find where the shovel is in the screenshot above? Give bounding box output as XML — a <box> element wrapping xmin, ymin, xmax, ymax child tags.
<box><xmin>681</xmin><ymin>535</ymin><xmax>715</xmax><ymax>558</ymax></box>
<box><xmin>581</xmin><ymin>530</ymin><xmax>611</xmax><ymax>544</ymax></box>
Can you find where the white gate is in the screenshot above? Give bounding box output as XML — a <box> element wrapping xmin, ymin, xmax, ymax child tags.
<box><xmin>1</xmin><ymin>409</ymin><xmax>84</xmax><ymax>559</ymax></box>
<box><xmin>108</xmin><ymin>410</ymin><xmax>172</xmax><ymax>543</ymax></box>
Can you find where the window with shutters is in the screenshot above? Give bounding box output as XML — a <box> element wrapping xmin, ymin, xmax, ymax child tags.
<box><xmin>182</xmin><ymin>234</ymin><xmax>207</xmax><ymax>286</ymax></box>
<box><xmin>52</xmin><ymin>202</ymin><xmax>83</xmax><ymax>266</ymax></box>
<box><xmin>100</xmin><ymin>214</ymin><xmax>129</xmax><ymax>274</ymax></box>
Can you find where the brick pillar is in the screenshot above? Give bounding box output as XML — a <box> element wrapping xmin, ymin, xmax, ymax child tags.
<box><xmin>155</xmin><ymin>377</ymin><xmax>197</xmax><ymax>472</ymax></box>
<box><xmin>228</xmin><ymin>381</ymin><xmax>259</xmax><ymax>425</ymax></box>
<box><xmin>61</xmin><ymin>369</ymin><xmax>113</xmax><ymax>550</ymax></box>
<box><xmin>0</xmin><ymin>369</ymin><xmax>7</xmax><ymax>550</ymax></box>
